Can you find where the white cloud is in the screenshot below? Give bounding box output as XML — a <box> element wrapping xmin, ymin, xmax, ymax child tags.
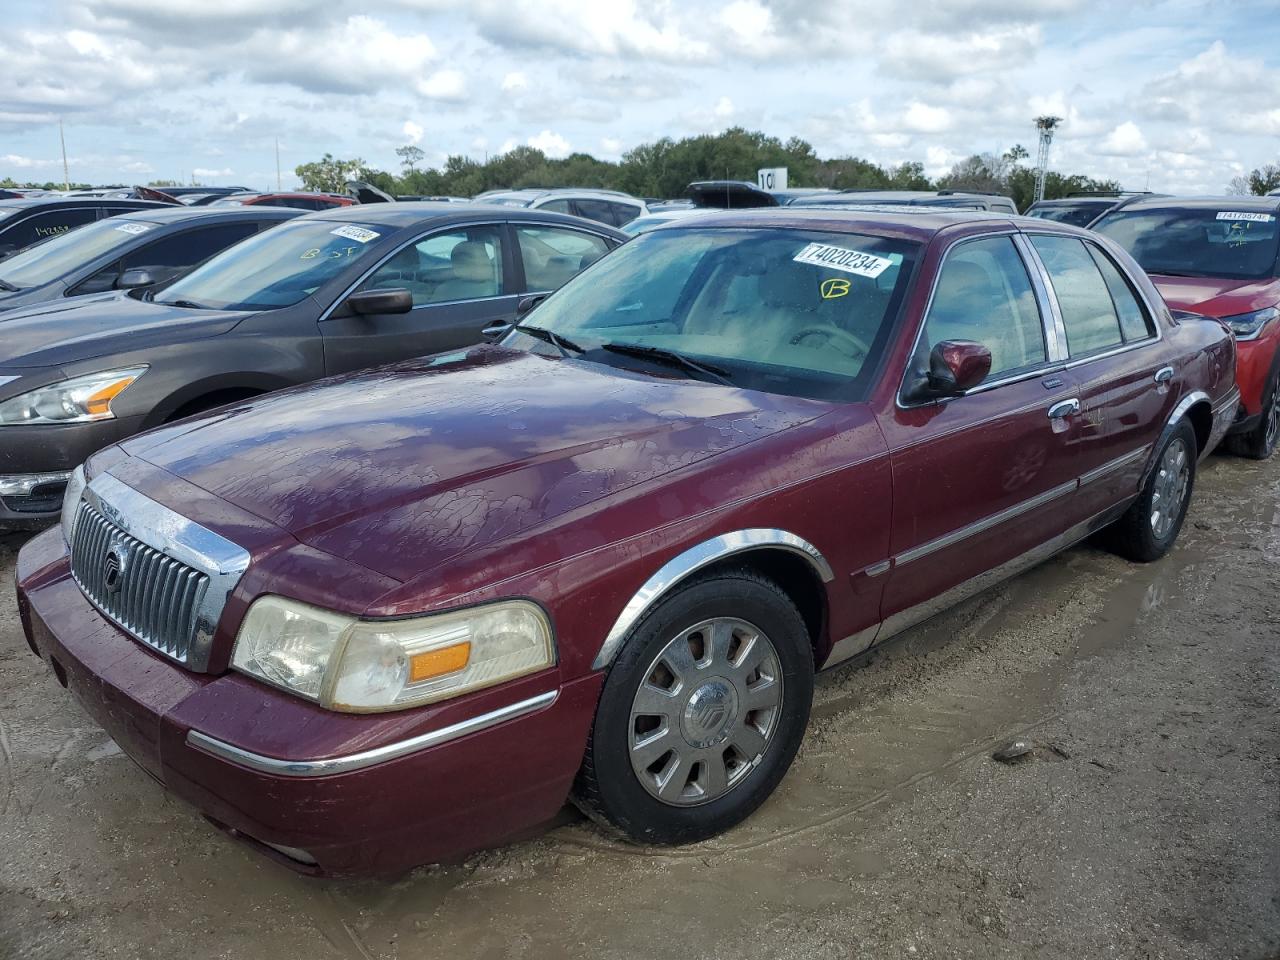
<box><xmin>192</xmin><ymin>166</ymin><xmax>234</xmax><ymax>177</ymax></box>
<box><xmin>600</xmin><ymin>137</ymin><xmax>624</xmax><ymax>155</ymax></box>
<box><xmin>882</xmin><ymin>26</ymin><xmax>1042</xmax><ymax>82</ymax></box>
<box><xmin>417</xmin><ymin>69</ymin><xmax>467</xmax><ymax>102</ymax></box>
<box><xmin>246</xmin><ymin>16</ymin><xmax>437</xmax><ymax>94</ymax></box>
<box><xmin>120</xmin><ymin>160</ymin><xmax>153</xmax><ymax>173</ymax></box>
<box><xmin>903</xmin><ymin>101</ymin><xmax>953</xmax><ymax>133</ymax></box>
<box><xmin>501</xmin><ymin>71</ymin><xmax>527</xmax><ymax>93</ymax></box>
<box><xmin>402</xmin><ymin>120</ymin><xmax>424</xmax><ymax>144</ymax></box>
<box><xmin>714</xmin><ymin>96</ymin><xmax>735</xmax><ymax>119</ymax></box>
<box><xmin>528</xmin><ymin>129</ymin><xmax>571</xmax><ymax>157</ymax></box>
<box><xmin>1099</xmin><ymin>121</ymin><xmax>1147</xmax><ymax>157</ymax></box>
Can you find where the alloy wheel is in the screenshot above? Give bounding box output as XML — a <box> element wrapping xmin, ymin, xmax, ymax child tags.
<box><xmin>628</xmin><ymin>617</ymin><xmax>783</xmax><ymax>806</ymax></box>
<box><xmin>1150</xmin><ymin>437</ymin><xmax>1190</xmax><ymax>540</ymax></box>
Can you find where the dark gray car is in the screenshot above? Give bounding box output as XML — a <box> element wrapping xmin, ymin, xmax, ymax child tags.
<box><xmin>0</xmin><ymin>203</ymin><xmax>624</xmax><ymax>521</ymax></box>
<box><xmin>0</xmin><ymin>198</ymin><xmax>174</xmax><ymax>257</ymax></box>
<box><xmin>0</xmin><ymin>206</ymin><xmax>301</xmax><ymax>312</ymax></box>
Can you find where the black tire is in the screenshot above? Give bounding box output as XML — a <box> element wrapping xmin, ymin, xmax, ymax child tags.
<box><xmin>572</xmin><ymin>568</ymin><xmax>813</xmax><ymax>845</ymax></box>
<box><xmin>1225</xmin><ymin>370</ymin><xmax>1279</xmax><ymax>461</ymax></box>
<box><xmin>1107</xmin><ymin>419</ymin><xmax>1197</xmax><ymax>563</ymax></box>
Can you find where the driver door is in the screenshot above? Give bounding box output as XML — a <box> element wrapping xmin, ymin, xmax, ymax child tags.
<box><xmin>318</xmin><ymin>224</ymin><xmax>520</xmax><ymax>375</ymax></box>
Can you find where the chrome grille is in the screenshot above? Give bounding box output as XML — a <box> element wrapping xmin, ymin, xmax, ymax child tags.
<box><xmin>70</xmin><ymin>502</ymin><xmax>210</xmax><ymax>666</ymax></box>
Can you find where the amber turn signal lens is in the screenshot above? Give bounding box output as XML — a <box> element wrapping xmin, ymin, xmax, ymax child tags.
<box><xmin>409</xmin><ymin>642</ymin><xmax>471</xmax><ymax>682</ymax></box>
<box><xmin>84</xmin><ymin>376</ymin><xmax>140</xmax><ymax>416</ymax></box>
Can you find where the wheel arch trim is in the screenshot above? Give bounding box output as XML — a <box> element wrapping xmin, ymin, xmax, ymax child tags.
<box><xmin>591</xmin><ymin>529</ymin><xmax>835</xmax><ymax>671</ymax></box>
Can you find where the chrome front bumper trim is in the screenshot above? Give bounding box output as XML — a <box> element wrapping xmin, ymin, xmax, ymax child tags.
<box><xmin>0</xmin><ymin>470</ymin><xmax>72</xmax><ymax>497</ymax></box>
<box><xmin>186</xmin><ymin>690</ymin><xmax>559</xmax><ymax>777</ymax></box>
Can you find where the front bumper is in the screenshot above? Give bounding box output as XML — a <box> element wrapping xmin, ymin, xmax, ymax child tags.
<box><xmin>0</xmin><ymin>416</ymin><xmax>143</xmax><ymax>521</ymax></box>
<box><xmin>16</xmin><ymin>527</ymin><xmax>601</xmax><ymax>876</ymax></box>
<box><xmin>1232</xmin><ymin>334</ymin><xmax>1279</xmax><ymax>423</ymax></box>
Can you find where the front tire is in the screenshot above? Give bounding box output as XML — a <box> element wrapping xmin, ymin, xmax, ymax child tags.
<box><xmin>1107</xmin><ymin>419</ymin><xmax>1197</xmax><ymax>563</ymax></box>
<box><xmin>573</xmin><ymin>569</ymin><xmax>813</xmax><ymax>845</ymax></box>
<box><xmin>1225</xmin><ymin>370</ymin><xmax>1279</xmax><ymax>461</ymax></box>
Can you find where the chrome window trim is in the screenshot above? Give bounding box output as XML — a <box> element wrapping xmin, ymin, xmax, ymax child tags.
<box><xmin>591</xmin><ymin>529</ymin><xmax>835</xmax><ymax>670</ymax></box>
<box><xmin>1078</xmin><ymin>445</ymin><xmax>1151</xmax><ymax>487</ymax></box>
<box><xmin>1014</xmin><ymin>232</ymin><xmax>1070</xmax><ymax>361</ymax></box>
<box><xmin>896</xmin><ymin>230</ymin><xmax>1061</xmax><ymax>410</ymax></box>
<box><xmin>79</xmin><ymin>471</ymin><xmax>249</xmax><ymax>671</ymax></box>
<box><xmin>187</xmin><ymin>690</ymin><xmax>558</xmax><ymax>776</ymax></box>
<box><xmin>893</xmin><ymin>479</ymin><xmax>1079</xmax><ymax>567</ymax></box>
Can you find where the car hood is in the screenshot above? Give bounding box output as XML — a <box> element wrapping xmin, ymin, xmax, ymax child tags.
<box><xmin>0</xmin><ymin>292</ymin><xmax>246</xmax><ymax>368</ymax></box>
<box><xmin>1151</xmin><ymin>274</ymin><xmax>1280</xmax><ymax>317</ymax></box>
<box><xmin>123</xmin><ymin>346</ymin><xmax>829</xmax><ymax>581</ymax></box>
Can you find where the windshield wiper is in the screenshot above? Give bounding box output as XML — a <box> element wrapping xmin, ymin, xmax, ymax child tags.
<box><xmin>514</xmin><ymin>323</ymin><xmax>584</xmax><ymax>357</ymax></box>
<box><xmin>0</xmin><ymin>278</ymin><xmax>17</xmax><ymax>292</ymax></box>
<box><xmin>600</xmin><ymin>342</ymin><xmax>733</xmax><ymax>385</ymax></box>
<box><xmin>164</xmin><ymin>299</ymin><xmax>209</xmax><ymax>310</ymax></box>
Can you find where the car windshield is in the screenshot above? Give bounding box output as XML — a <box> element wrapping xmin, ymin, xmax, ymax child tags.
<box><xmin>154</xmin><ymin>219</ymin><xmax>387</xmax><ymax>310</ymax></box>
<box><xmin>0</xmin><ymin>217</ymin><xmax>159</xmax><ymax>289</ymax></box>
<box><xmin>1094</xmin><ymin>207</ymin><xmax>1280</xmax><ymax>280</ymax></box>
<box><xmin>1027</xmin><ymin>202</ymin><xmax>1107</xmax><ymax>227</ymax></box>
<box><xmin>505</xmin><ymin>227</ymin><xmax>919</xmax><ymax>402</ymax></box>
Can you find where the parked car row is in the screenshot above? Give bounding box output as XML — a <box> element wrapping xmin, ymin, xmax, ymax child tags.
<box><xmin>6</xmin><ymin>184</ymin><xmax>1276</xmax><ymax>878</ymax></box>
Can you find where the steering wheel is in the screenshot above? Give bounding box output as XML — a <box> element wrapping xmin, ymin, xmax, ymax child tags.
<box><xmin>789</xmin><ymin>323</ymin><xmax>872</xmax><ymax>360</ymax></box>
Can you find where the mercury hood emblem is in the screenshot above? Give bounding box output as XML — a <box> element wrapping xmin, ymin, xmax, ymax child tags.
<box><xmin>103</xmin><ymin>544</ymin><xmax>127</xmax><ymax>594</ymax></box>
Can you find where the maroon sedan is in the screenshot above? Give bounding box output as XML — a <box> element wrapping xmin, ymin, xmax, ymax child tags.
<box><xmin>16</xmin><ymin>209</ymin><xmax>1237</xmax><ymax>876</ymax></box>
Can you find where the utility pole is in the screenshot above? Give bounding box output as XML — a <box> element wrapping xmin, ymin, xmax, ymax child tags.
<box><xmin>58</xmin><ymin>118</ymin><xmax>70</xmax><ymax>190</ymax></box>
<box><xmin>1033</xmin><ymin>115</ymin><xmax>1062</xmax><ymax>204</ymax></box>
<box><xmin>275</xmin><ymin>137</ymin><xmax>282</xmax><ymax>191</ymax></box>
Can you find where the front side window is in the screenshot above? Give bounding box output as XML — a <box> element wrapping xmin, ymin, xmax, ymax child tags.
<box><xmin>538</xmin><ymin>199</ymin><xmax>573</xmax><ymax>215</ymax></box>
<box><xmin>0</xmin><ymin>217</ymin><xmax>156</xmax><ymax>289</ymax></box>
<box><xmin>154</xmin><ymin>219</ymin><xmax>388</xmax><ymax>310</ymax></box>
<box><xmin>571</xmin><ymin>199</ymin><xmax>616</xmax><ymax>225</ymax></box>
<box><xmin>516</xmin><ymin>225</ymin><xmax>610</xmax><ymax>292</ymax></box>
<box><xmin>1093</xmin><ymin>207</ymin><xmax>1280</xmax><ymax>280</ymax></box>
<box><xmin>361</xmin><ymin>226</ymin><xmax>504</xmax><ymax>305</ymax></box>
<box><xmin>1031</xmin><ymin>235</ymin><xmax>1126</xmax><ymax>356</ymax></box>
<box><xmin>920</xmin><ymin>236</ymin><xmax>1047</xmax><ymax>381</ymax></box>
<box><xmin>0</xmin><ymin>207</ymin><xmax>97</xmax><ymax>252</ymax></box>
<box><xmin>1027</xmin><ymin>202</ymin><xmax>1107</xmax><ymax>227</ymax></box>
<box><xmin>505</xmin><ymin>227</ymin><xmax>920</xmax><ymax>402</ymax></box>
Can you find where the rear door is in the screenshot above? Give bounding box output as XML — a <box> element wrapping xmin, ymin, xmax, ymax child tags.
<box><xmin>877</xmin><ymin>233</ymin><xmax>1081</xmax><ymax>633</ymax></box>
<box><xmin>318</xmin><ymin>222</ymin><xmax>520</xmax><ymax>375</ymax></box>
<box><xmin>1024</xmin><ymin>233</ymin><xmax>1177</xmax><ymax>520</ymax></box>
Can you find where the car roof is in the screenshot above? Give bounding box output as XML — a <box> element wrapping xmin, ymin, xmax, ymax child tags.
<box><xmin>485</xmin><ymin>188</ymin><xmax>639</xmax><ymax>201</ymax></box>
<box><xmin>1108</xmin><ymin>195</ymin><xmax>1280</xmax><ymax>213</ymax></box>
<box><xmin>0</xmin><ymin>197</ymin><xmax>172</xmax><ymax>211</ymax></box>
<box><xmin>292</xmin><ymin>202</ymin><xmax>631</xmax><ymax>234</ymax></box>
<box><xmin>112</xmin><ymin>206</ymin><xmax>304</xmax><ymax>225</ymax></box>
<box><xmin>645</xmin><ymin>206</ymin><xmax>1032</xmax><ymax>242</ymax></box>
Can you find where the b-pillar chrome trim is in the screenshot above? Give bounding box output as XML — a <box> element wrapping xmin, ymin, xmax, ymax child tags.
<box><xmin>591</xmin><ymin>529</ymin><xmax>835</xmax><ymax>670</ymax></box>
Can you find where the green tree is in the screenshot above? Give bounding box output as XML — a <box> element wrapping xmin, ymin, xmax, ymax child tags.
<box><xmin>294</xmin><ymin>153</ymin><xmax>366</xmax><ymax>192</ymax></box>
<box><xmin>1228</xmin><ymin>163</ymin><xmax>1280</xmax><ymax>195</ymax></box>
<box><xmin>395</xmin><ymin>145</ymin><xmax>425</xmax><ymax>175</ymax></box>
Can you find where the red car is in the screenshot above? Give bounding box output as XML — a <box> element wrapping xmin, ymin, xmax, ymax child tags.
<box><xmin>17</xmin><ymin>210</ymin><xmax>1237</xmax><ymax>876</ymax></box>
<box><xmin>211</xmin><ymin>192</ymin><xmax>355</xmax><ymax>211</ymax></box>
<box><xmin>1094</xmin><ymin>196</ymin><xmax>1280</xmax><ymax>458</ymax></box>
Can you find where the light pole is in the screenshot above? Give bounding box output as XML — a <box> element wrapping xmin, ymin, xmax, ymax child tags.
<box><xmin>1034</xmin><ymin>115</ymin><xmax>1062</xmax><ymax>204</ymax></box>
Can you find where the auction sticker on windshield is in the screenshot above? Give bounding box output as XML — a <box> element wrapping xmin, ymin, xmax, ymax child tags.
<box><xmin>330</xmin><ymin>225</ymin><xmax>381</xmax><ymax>243</ymax></box>
<box><xmin>794</xmin><ymin>242</ymin><xmax>895</xmax><ymax>278</ymax></box>
<box><xmin>1216</xmin><ymin>212</ymin><xmax>1276</xmax><ymax>223</ymax></box>
<box><xmin>113</xmin><ymin>223</ymin><xmax>152</xmax><ymax>235</ymax></box>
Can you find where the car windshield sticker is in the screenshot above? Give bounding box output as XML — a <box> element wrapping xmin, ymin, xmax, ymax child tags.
<box><xmin>330</xmin><ymin>224</ymin><xmax>381</xmax><ymax>243</ymax></box>
<box><xmin>113</xmin><ymin>222</ymin><xmax>153</xmax><ymax>235</ymax></box>
<box><xmin>819</xmin><ymin>278</ymin><xmax>850</xmax><ymax>299</ymax></box>
<box><xmin>794</xmin><ymin>242</ymin><xmax>895</xmax><ymax>278</ymax></box>
<box><xmin>1215</xmin><ymin>212</ymin><xmax>1276</xmax><ymax>223</ymax></box>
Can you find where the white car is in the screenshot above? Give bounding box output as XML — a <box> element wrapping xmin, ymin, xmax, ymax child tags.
<box><xmin>475</xmin><ymin>189</ymin><xmax>652</xmax><ymax>227</ymax></box>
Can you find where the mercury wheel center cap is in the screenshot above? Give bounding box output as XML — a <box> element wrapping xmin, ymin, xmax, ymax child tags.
<box><xmin>681</xmin><ymin>678</ymin><xmax>738</xmax><ymax>749</ymax></box>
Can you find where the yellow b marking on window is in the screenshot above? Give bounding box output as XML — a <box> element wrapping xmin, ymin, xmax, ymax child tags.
<box><xmin>820</xmin><ymin>278</ymin><xmax>850</xmax><ymax>299</ymax></box>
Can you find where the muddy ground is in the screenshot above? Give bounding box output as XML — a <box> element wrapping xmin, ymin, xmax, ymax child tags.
<box><xmin>1</xmin><ymin>452</ymin><xmax>1277</xmax><ymax>960</ymax></box>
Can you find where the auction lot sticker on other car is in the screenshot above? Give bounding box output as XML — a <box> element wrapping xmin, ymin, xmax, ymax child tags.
<box><xmin>330</xmin><ymin>225</ymin><xmax>381</xmax><ymax>243</ymax></box>
<box><xmin>1216</xmin><ymin>212</ymin><xmax>1276</xmax><ymax>223</ymax></box>
<box><xmin>794</xmin><ymin>242</ymin><xmax>895</xmax><ymax>278</ymax></box>
<box><xmin>113</xmin><ymin>223</ymin><xmax>152</xmax><ymax>235</ymax></box>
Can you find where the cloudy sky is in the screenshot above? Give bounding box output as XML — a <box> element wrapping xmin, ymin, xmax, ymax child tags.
<box><xmin>1</xmin><ymin>0</ymin><xmax>1277</xmax><ymax>193</ymax></box>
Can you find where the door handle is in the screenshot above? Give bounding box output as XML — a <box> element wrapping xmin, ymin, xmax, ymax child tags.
<box><xmin>1047</xmin><ymin>398</ymin><xmax>1081</xmax><ymax>419</ymax></box>
<box><xmin>482</xmin><ymin>322</ymin><xmax>512</xmax><ymax>338</ymax></box>
<box><xmin>1154</xmin><ymin>366</ymin><xmax>1174</xmax><ymax>384</ymax></box>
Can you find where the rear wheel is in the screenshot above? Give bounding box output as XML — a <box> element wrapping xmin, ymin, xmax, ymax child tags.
<box><xmin>573</xmin><ymin>569</ymin><xmax>813</xmax><ymax>845</ymax></box>
<box><xmin>1107</xmin><ymin>420</ymin><xmax>1197</xmax><ymax>563</ymax></box>
<box><xmin>1225</xmin><ymin>370</ymin><xmax>1279</xmax><ymax>460</ymax></box>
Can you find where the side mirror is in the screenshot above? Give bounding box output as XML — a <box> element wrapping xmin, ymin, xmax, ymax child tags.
<box><xmin>517</xmin><ymin>293</ymin><xmax>548</xmax><ymax>318</ymax></box>
<box><xmin>905</xmin><ymin>340</ymin><xmax>992</xmax><ymax>402</ymax></box>
<box><xmin>347</xmin><ymin>288</ymin><xmax>413</xmax><ymax>315</ymax></box>
<box><xmin>117</xmin><ymin>268</ymin><xmax>156</xmax><ymax>290</ymax></box>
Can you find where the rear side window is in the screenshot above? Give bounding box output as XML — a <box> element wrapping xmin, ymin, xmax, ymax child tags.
<box><xmin>1030</xmin><ymin>235</ymin><xmax>1126</xmax><ymax>356</ymax></box>
<box><xmin>1087</xmin><ymin>245</ymin><xmax>1153</xmax><ymax>342</ymax></box>
<box><xmin>515</xmin><ymin>225</ymin><xmax>611</xmax><ymax>292</ymax></box>
<box><xmin>0</xmin><ymin>207</ymin><xmax>97</xmax><ymax>252</ymax></box>
<box><xmin>607</xmin><ymin>202</ymin><xmax>642</xmax><ymax>226</ymax></box>
<box><xmin>538</xmin><ymin>199</ymin><xmax>573</xmax><ymax>215</ymax></box>
<box><xmin>921</xmin><ymin>236</ymin><xmax>1047</xmax><ymax>381</ymax></box>
<box><xmin>571</xmin><ymin>199</ymin><xmax>616</xmax><ymax>225</ymax></box>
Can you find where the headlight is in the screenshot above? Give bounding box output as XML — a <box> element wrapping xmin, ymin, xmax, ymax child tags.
<box><xmin>0</xmin><ymin>367</ymin><xmax>146</xmax><ymax>426</ymax></box>
<box><xmin>1222</xmin><ymin>307</ymin><xmax>1278</xmax><ymax>341</ymax></box>
<box><xmin>60</xmin><ymin>465</ymin><xmax>88</xmax><ymax>544</ymax></box>
<box><xmin>231</xmin><ymin>597</ymin><xmax>555</xmax><ymax>712</ymax></box>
